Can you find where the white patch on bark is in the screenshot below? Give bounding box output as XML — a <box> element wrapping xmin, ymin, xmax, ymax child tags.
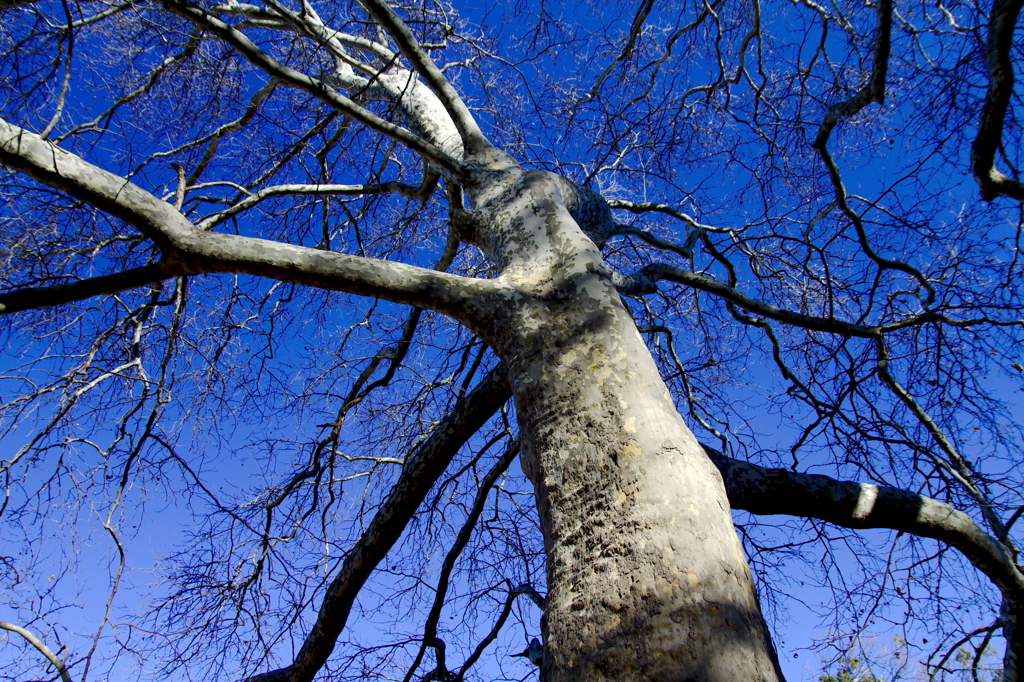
<box><xmin>851</xmin><ymin>483</ymin><xmax>880</xmax><ymax>520</ymax></box>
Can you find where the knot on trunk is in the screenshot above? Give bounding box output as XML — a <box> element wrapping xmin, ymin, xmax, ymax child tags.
<box><xmin>449</xmin><ymin>207</ymin><xmax>491</xmax><ymax>245</ymax></box>
<box><xmin>553</xmin><ymin>177</ymin><xmax>616</xmax><ymax>248</ymax></box>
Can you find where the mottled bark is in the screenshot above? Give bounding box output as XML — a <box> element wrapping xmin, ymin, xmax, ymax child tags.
<box><xmin>468</xmin><ymin>171</ymin><xmax>785</xmax><ymax>682</ymax></box>
<box><xmin>0</xmin><ymin>118</ymin><xmax>492</xmax><ymax>324</ymax></box>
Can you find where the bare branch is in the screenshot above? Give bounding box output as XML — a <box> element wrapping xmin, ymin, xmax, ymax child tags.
<box><xmin>0</xmin><ymin>118</ymin><xmax>491</xmax><ymax>320</ymax></box>
<box><xmin>0</xmin><ymin>621</ymin><xmax>74</xmax><ymax>682</ymax></box>
<box><xmin>197</xmin><ymin>179</ymin><xmax>440</xmax><ymax>230</ymax></box>
<box><xmin>359</xmin><ymin>0</ymin><xmax>493</xmax><ymax>161</ymax></box>
<box><xmin>616</xmin><ymin>262</ymin><xmax>881</xmax><ymax>338</ymax></box>
<box><xmin>162</xmin><ymin>0</ymin><xmax>468</xmax><ymax>180</ymax></box>
<box><xmin>54</xmin><ymin>33</ymin><xmax>201</xmax><ymax>144</ymax></box>
<box><xmin>0</xmin><ymin>262</ymin><xmax>176</xmax><ymax>314</ymax></box>
<box><xmin>971</xmin><ymin>0</ymin><xmax>1024</xmax><ymax>200</ymax></box>
<box><xmin>404</xmin><ymin>441</ymin><xmax>520</xmax><ymax>682</ymax></box>
<box><xmin>242</xmin><ymin>364</ymin><xmax>512</xmax><ymax>682</ymax></box>
<box><xmin>610</xmin><ymin>223</ymin><xmax>701</xmax><ymax>259</ymax></box>
<box><xmin>607</xmin><ymin>199</ymin><xmax>733</xmax><ymax>233</ymax></box>
<box><xmin>875</xmin><ymin>337</ymin><xmax>1015</xmax><ymax>547</ymax></box>
<box><xmin>454</xmin><ymin>588</ymin><xmax>517</xmax><ymax>681</ymax></box>
<box><xmin>811</xmin><ymin>0</ymin><xmax>891</xmax><ymax>150</ymax></box>
<box><xmin>576</xmin><ymin>0</ymin><xmax>656</xmax><ymax>105</ymax></box>
<box><xmin>708</xmin><ymin>447</ymin><xmax>1024</xmax><ymax>682</ymax></box>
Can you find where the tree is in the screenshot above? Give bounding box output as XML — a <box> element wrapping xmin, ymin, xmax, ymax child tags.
<box><xmin>0</xmin><ymin>0</ymin><xmax>1021</xmax><ymax>680</ymax></box>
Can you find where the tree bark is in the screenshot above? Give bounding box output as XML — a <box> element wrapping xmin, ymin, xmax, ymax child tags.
<box><xmin>471</xmin><ymin>170</ymin><xmax>785</xmax><ymax>682</ymax></box>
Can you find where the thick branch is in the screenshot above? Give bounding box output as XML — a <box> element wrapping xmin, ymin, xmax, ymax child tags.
<box><xmin>359</xmin><ymin>0</ymin><xmax>492</xmax><ymax>159</ymax></box>
<box><xmin>708</xmin><ymin>448</ymin><xmax>1024</xmax><ymax>682</ymax></box>
<box><xmin>0</xmin><ymin>118</ymin><xmax>194</xmax><ymax>252</ymax></box>
<box><xmin>616</xmin><ymin>263</ymin><xmax>880</xmax><ymax>338</ymax></box>
<box><xmin>197</xmin><ymin>177</ymin><xmax>440</xmax><ymax>230</ymax></box>
<box><xmin>0</xmin><ymin>621</ymin><xmax>74</xmax><ymax>682</ymax></box>
<box><xmin>971</xmin><ymin>0</ymin><xmax>1024</xmax><ymax>201</ymax></box>
<box><xmin>161</xmin><ymin>0</ymin><xmax>467</xmax><ymax>180</ymax></box>
<box><xmin>0</xmin><ymin>118</ymin><xmax>490</xmax><ymax>321</ymax></box>
<box><xmin>812</xmin><ymin>0</ymin><xmax>891</xmax><ymax>150</ymax></box>
<box><xmin>0</xmin><ymin>262</ymin><xmax>176</xmax><ymax>314</ymax></box>
<box><xmin>709</xmin><ymin>450</ymin><xmax>1023</xmax><ymax>597</ymax></box>
<box><xmin>242</xmin><ymin>364</ymin><xmax>513</xmax><ymax>682</ymax></box>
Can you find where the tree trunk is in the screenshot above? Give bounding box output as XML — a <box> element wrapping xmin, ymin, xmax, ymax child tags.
<box><xmin>470</xmin><ymin>170</ymin><xmax>785</xmax><ymax>682</ymax></box>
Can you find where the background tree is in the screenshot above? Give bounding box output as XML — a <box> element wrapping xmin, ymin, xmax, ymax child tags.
<box><xmin>0</xmin><ymin>0</ymin><xmax>1022</xmax><ymax>681</ymax></box>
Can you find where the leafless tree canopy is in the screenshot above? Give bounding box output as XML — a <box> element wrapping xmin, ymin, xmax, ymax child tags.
<box><xmin>0</xmin><ymin>0</ymin><xmax>1022</xmax><ymax>680</ymax></box>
